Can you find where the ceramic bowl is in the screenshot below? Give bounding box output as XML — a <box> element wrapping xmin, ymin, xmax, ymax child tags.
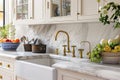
<box><xmin>1</xmin><ymin>42</ymin><xmax>20</xmax><ymax>51</ymax></box>
<box><xmin>102</xmin><ymin>52</ymin><xmax>120</xmax><ymax>64</ymax></box>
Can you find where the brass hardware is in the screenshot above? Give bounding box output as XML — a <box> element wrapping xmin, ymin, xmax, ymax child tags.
<box><xmin>47</xmin><ymin>1</ymin><xmax>50</xmax><ymax>9</ymax></box>
<box><xmin>0</xmin><ymin>75</ymin><xmax>2</xmax><ymax>79</ymax></box>
<box><xmin>71</xmin><ymin>45</ymin><xmax>76</xmax><ymax>57</ymax></box>
<box><xmin>63</xmin><ymin>45</ymin><xmax>67</xmax><ymax>56</ymax></box>
<box><xmin>55</xmin><ymin>48</ymin><xmax>59</xmax><ymax>55</ymax></box>
<box><xmin>78</xmin><ymin>49</ymin><xmax>84</xmax><ymax>58</ymax></box>
<box><xmin>80</xmin><ymin>41</ymin><xmax>91</xmax><ymax>58</ymax></box>
<box><xmin>77</xmin><ymin>13</ymin><xmax>80</xmax><ymax>15</ymax></box>
<box><xmin>30</xmin><ymin>17</ymin><xmax>33</xmax><ymax>19</ymax></box>
<box><xmin>55</xmin><ymin>30</ymin><xmax>71</xmax><ymax>53</ymax></box>
<box><xmin>7</xmin><ymin>64</ymin><xmax>10</xmax><ymax>68</ymax></box>
<box><xmin>0</xmin><ymin>62</ymin><xmax>2</xmax><ymax>66</ymax></box>
<box><xmin>87</xmin><ymin>51</ymin><xmax>91</xmax><ymax>59</ymax></box>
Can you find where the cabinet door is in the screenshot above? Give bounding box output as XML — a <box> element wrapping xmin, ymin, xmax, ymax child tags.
<box><xmin>15</xmin><ymin>0</ymin><xmax>34</xmax><ymax>20</ymax></box>
<box><xmin>78</xmin><ymin>0</ymin><xmax>100</xmax><ymax>21</ymax></box>
<box><xmin>16</xmin><ymin>76</ymin><xmax>26</xmax><ymax>80</ymax></box>
<box><xmin>46</xmin><ymin>0</ymin><xmax>77</xmax><ymax>22</ymax></box>
<box><xmin>34</xmin><ymin>0</ymin><xmax>45</xmax><ymax>21</ymax></box>
<box><xmin>57</xmin><ymin>69</ymin><xmax>106</xmax><ymax>80</ymax></box>
<box><xmin>0</xmin><ymin>69</ymin><xmax>13</xmax><ymax>80</ymax></box>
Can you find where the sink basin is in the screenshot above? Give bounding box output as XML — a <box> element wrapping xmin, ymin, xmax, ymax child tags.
<box><xmin>15</xmin><ymin>56</ymin><xmax>60</xmax><ymax>80</ymax></box>
<box><xmin>15</xmin><ymin>60</ymin><xmax>56</xmax><ymax>80</ymax></box>
<box><xmin>15</xmin><ymin>54</ymin><xmax>89</xmax><ymax>80</ymax></box>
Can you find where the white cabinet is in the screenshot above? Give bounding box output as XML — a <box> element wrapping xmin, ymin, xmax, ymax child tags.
<box><xmin>45</xmin><ymin>0</ymin><xmax>77</xmax><ymax>22</ymax></box>
<box><xmin>0</xmin><ymin>56</ymin><xmax>15</xmax><ymax>80</ymax></box>
<box><xmin>57</xmin><ymin>68</ymin><xmax>106</xmax><ymax>80</ymax></box>
<box><xmin>13</xmin><ymin>0</ymin><xmax>120</xmax><ymax>24</ymax></box>
<box><xmin>34</xmin><ymin>0</ymin><xmax>45</xmax><ymax>21</ymax></box>
<box><xmin>77</xmin><ymin>0</ymin><xmax>100</xmax><ymax>22</ymax></box>
<box><xmin>15</xmin><ymin>0</ymin><xmax>33</xmax><ymax>20</ymax></box>
<box><xmin>14</xmin><ymin>0</ymin><xmax>45</xmax><ymax>25</ymax></box>
<box><xmin>0</xmin><ymin>68</ymin><xmax>14</xmax><ymax>80</ymax></box>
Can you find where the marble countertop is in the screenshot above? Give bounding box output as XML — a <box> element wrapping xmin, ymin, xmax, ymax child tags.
<box><xmin>0</xmin><ymin>50</ymin><xmax>120</xmax><ymax>80</ymax></box>
<box><xmin>52</xmin><ymin>60</ymin><xmax>120</xmax><ymax>80</ymax></box>
<box><xmin>0</xmin><ymin>50</ymin><xmax>49</xmax><ymax>60</ymax></box>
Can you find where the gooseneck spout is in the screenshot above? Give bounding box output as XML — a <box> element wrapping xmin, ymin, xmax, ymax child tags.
<box><xmin>55</xmin><ymin>30</ymin><xmax>71</xmax><ymax>53</ymax></box>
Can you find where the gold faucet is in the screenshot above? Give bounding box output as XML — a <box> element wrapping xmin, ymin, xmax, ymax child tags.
<box><xmin>55</xmin><ymin>30</ymin><xmax>71</xmax><ymax>53</ymax></box>
<box><xmin>80</xmin><ymin>41</ymin><xmax>91</xmax><ymax>58</ymax></box>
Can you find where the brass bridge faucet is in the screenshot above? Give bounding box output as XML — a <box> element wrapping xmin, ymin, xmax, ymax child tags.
<box><xmin>55</xmin><ymin>30</ymin><xmax>71</xmax><ymax>54</ymax></box>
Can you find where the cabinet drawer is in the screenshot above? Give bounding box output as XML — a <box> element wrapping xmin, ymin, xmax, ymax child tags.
<box><xmin>57</xmin><ymin>68</ymin><xmax>106</xmax><ymax>80</ymax></box>
<box><xmin>0</xmin><ymin>68</ymin><xmax>14</xmax><ymax>80</ymax></box>
<box><xmin>0</xmin><ymin>57</ymin><xmax>14</xmax><ymax>71</ymax></box>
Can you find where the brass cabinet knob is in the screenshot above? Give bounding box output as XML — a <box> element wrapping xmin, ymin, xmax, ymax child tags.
<box><xmin>71</xmin><ymin>45</ymin><xmax>76</xmax><ymax>57</ymax></box>
<box><xmin>63</xmin><ymin>45</ymin><xmax>67</xmax><ymax>56</ymax></box>
<box><xmin>77</xmin><ymin>13</ymin><xmax>81</xmax><ymax>15</ymax></box>
<box><xmin>7</xmin><ymin>64</ymin><xmax>10</xmax><ymax>68</ymax></box>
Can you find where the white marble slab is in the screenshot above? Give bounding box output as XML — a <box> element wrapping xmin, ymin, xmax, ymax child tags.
<box><xmin>52</xmin><ymin>61</ymin><xmax>120</xmax><ymax>80</ymax></box>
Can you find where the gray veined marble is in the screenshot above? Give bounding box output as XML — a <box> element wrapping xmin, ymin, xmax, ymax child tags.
<box><xmin>15</xmin><ymin>22</ymin><xmax>120</xmax><ymax>58</ymax></box>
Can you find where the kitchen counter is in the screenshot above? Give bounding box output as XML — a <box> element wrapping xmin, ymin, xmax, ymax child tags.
<box><xmin>0</xmin><ymin>50</ymin><xmax>120</xmax><ymax>80</ymax></box>
<box><xmin>0</xmin><ymin>50</ymin><xmax>49</xmax><ymax>60</ymax></box>
<box><xmin>52</xmin><ymin>60</ymin><xmax>120</xmax><ymax>80</ymax></box>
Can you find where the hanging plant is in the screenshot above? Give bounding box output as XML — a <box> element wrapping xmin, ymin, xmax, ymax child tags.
<box><xmin>98</xmin><ymin>0</ymin><xmax>120</xmax><ymax>29</ymax></box>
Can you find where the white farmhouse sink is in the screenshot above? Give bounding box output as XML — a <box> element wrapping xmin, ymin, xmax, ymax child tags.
<box><xmin>15</xmin><ymin>54</ymin><xmax>89</xmax><ymax>80</ymax></box>
<box><xmin>15</xmin><ymin>57</ymin><xmax>58</xmax><ymax>80</ymax></box>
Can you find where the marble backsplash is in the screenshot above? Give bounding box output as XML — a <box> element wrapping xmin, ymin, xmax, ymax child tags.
<box><xmin>15</xmin><ymin>22</ymin><xmax>120</xmax><ymax>58</ymax></box>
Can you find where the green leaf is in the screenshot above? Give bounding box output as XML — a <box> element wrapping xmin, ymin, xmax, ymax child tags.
<box><xmin>97</xmin><ymin>0</ymin><xmax>101</xmax><ymax>3</ymax></box>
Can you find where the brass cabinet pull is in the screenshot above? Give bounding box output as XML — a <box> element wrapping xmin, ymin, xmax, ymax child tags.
<box><xmin>0</xmin><ymin>75</ymin><xmax>3</xmax><ymax>79</ymax></box>
<box><xmin>7</xmin><ymin>64</ymin><xmax>10</xmax><ymax>68</ymax></box>
<box><xmin>0</xmin><ymin>62</ymin><xmax>2</xmax><ymax>66</ymax></box>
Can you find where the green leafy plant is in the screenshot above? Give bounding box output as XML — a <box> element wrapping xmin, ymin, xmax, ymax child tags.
<box><xmin>0</xmin><ymin>24</ymin><xmax>15</xmax><ymax>39</ymax></box>
<box><xmin>98</xmin><ymin>1</ymin><xmax>120</xmax><ymax>29</ymax></box>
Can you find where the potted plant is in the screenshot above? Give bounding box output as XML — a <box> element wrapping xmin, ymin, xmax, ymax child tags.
<box><xmin>97</xmin><ymin>0</ymin><xmax>120</xmax><ymax>29</ymax></box>
<box><xmin>90</xmin><ymin>35</ymin><xmax>120</xmax><ymax>63</ymax></box>
<box><xmin>0</xmin><ymin>24</ymin><xmax>15</xmax><ymax>39</ymax></box>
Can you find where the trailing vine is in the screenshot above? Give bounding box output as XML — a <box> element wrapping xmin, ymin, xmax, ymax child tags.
<box><xmin>98</xmin><ymin>1</ymin><xmax>120</xmax><ymax>29</ymax></box>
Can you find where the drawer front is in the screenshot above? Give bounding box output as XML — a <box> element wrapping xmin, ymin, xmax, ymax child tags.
<box><xmin>0</xmin><ymin>57</ymin><xmax>14</xmax><ymax>71</ymax></box>
<box><xmin>0</xmin><ymin>68</ymin><xmax>14</xmax><ymax>80</ymax></box>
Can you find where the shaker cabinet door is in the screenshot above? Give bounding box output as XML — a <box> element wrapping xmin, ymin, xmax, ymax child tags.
<box><xmin>78</xmin><ymin>0</ymin><xmax>99</xmax><ymax>21</ymax></box>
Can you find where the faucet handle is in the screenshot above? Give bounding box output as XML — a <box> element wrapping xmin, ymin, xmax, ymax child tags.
<box><xmin>71</xmin><ymin>45</ymin><xmax>76</xmax><ymax>57</ymax></box>
<box><xmin>63</xmin><ymin>45</ymin><xmax>67</xmax><ymax>56</ymax></box>
<box><xmin>55</xmin><ymin>48</ymin><xmax>59</xmax><ymax>55</ymax></box>
<box><xmin>78</xmin><ymin>49</ymin><xmax>84</xmax><ymax>58</ymax></box>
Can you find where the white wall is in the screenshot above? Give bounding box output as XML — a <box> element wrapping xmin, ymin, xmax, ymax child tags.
<box><xmin>15</xmin><ymin>23</ymin><xmax>120</xmax><ymax>58</ymax></box>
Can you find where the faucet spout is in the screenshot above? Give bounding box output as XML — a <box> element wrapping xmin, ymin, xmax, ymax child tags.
<box><xmin>55</xmin><ymin>30</ymin><xmax>71</xmax><ymax>53</ymax></box>
<box><xmin>80</xmin><ymin>41</ymin><xmax>91</xmax><ymax>52</ymax></box>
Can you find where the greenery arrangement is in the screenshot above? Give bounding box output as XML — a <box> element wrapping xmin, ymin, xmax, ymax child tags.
<box><xmin>97</xmin><ymin>0</ymin><xmax>120</xmax><ymax>29</ymax></box>
<box><xmin>0</xmin><ymin>24</ymin><xmax>15</xmax><ymax>39</ymax></box>
<box><xmin>90</xmin><ymin>35</ymin><xmax>120</xmax><ymax>63</ymax></box>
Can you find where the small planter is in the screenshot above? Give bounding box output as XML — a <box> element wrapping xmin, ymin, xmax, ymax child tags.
<box><xmin>24</xmin><ymin>44</ymin><xmax>32</xmax><ymax>52</ymax></box>
<box><xmin>102</xmin><ymin>52</ymin><xmax>120</xmax><ymax>64</ymax></box>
